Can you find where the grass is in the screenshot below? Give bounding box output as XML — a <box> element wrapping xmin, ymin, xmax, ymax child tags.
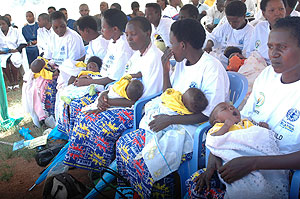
<box><xmin>0</xmin><ymin>86</ymin><xmax>47</xmax><ymax>181</ymax></box>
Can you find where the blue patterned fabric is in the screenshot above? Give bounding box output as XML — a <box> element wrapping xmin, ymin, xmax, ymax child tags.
<box><xmin>116</xmin><ymin>128</ymin><xmax>192</xmax><ymax>199</ymax></box>
<box><xmin>44</xmin><ymin>79</ymin><xmax>57</xmax><ymax>117</ymax></box>
<box><xmin>63</xmin><ymin>108</ymin><xmax>134</xmax><ymax>171</ymax></box>
<box><xmin>57</xmin><ymin>93</ymin><xmax>99</xmax><ymax>135</ymax></box>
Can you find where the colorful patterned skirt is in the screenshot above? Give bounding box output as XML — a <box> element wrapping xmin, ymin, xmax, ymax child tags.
<box><xmin>57</xmin><ymin>93</ymin><xmax>99</xmax><ymax>135</ymax></box>
<box><xmin>44</xmin><ymin>79</ymin><xmax>57</xmax><ymax>117</ymax></box>
<box><xmin>116</xmin><ymin>128</ymin><xmax>192</xmax><ymax>199</ymax></box>
<box><xmin>63</xmin><ymin>108</ymin><xmax>134</xmax><ymax>171</ymax></box>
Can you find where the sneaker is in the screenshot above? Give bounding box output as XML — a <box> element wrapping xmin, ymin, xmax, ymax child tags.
<box><xmin>44</xmin><ymin>116</ymin><xmax>56</xmax><ymax>129</ymax></box>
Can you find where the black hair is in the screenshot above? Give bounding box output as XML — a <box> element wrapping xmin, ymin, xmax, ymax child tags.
<box><xmin>128</xmin><ymin>16</ymin><xmax>152</xmax><ymax>33</ymax></box>
<box><xmin>0</xmin><ymin>16</ymin><xmax>11</xmax><ymax>27</ymax></box>
<box><xmin>87</xmin><ymin>56</ymin><xmax>103</xmax><ymax>70</ymax></box>
<box><xmin>131</xmin><ymin>1</ymin><xmax>140</xmax><ymax>9</ymax></box>
<box><xmin>111</xmin><ymin>3</ymin><xmax>122</xmax><ymax>10</ymax></box>
<box><xmin>180</xmin><ymin>4</ymin><xmax>199</xmax><ymax>20</ymax></box>
<box><xmin>50</xmin><ymin>11</ymin><xmax>66</xmax><ymax>22</ymax></box>
<box><xmin>171</xmin><ymin>19</ymin><xmax>206</xmax><ymax>49</ymax></box>
<box><xmin>48</xmin><ymin>6</ymin><xmax>56</xmax><ymax>11</ymax></box>
<box><xmin>145</xmin><ymin>3</ymin><xmax>162</xmax><ymax>16</ymax></box>
<box><xmin>38</xmin><ymin>13</ymin><xmax>50</xmax><ymax>22</ymax></box>
<box><xmin>274</xmin><ymin>16</ymin><xmax>300</xmax><ymax>48</ymax></box>
<box><xmin>224</xmin><ymin>46</ymin><xmax>242</xmax><ymax>58</ymax></box>
<box><xmin>58</xmin><ymin>8</ymin><xmax>67</xmax><ymax>12</ymax></box>
<box><xmin>186</xmin><ymin>87</ymin><xmax>208</xmax><ymax>114</ymax></box>
<box><xmin>26</xmin><ymin>11</ymin><xmax>34</xmax><ymax>16</ymax></box>
<box><xmin>4</xmin><ymin>14</ymin><xmax>11</xmax><ymax>18</ymax></box>
<box><xmin>225</xmin><ymin>1</ymin><xmax>247</xmax><ymax>17</ymax></box>
<box><xmin>286</xmin><ymin>0</ymin><xmax>297</xmax><ymax>8</ymax></box>
<box><xmin>30</xmin><ymin>59</ymin><xmax>45</xmax><ymax>73</ymax></box>
<box><xmin>103</xmin><ymin>9</ymin><xmax>128</xmax><ymax>32</ymax></box>
<box><xmin>126</xmin><ymin>79</ymin><xmax>144</xmax><ymax>101</ymax></box>
<box><xmin>77</xmin><ymin>16</ymin><xmax>97</xmax><ymax>32</ymax></box>
<box><xmin>260</xmin><ymin>0</ymin><xmax>287</xmax><ymax>11</ymax></box>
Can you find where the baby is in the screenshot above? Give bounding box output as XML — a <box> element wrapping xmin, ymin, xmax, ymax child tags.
<box><xmin>223</xmin><ymin>46</ymin><xmax>246</xmax><ymax>72</ymax></box>
<box><xmin>203</xmin><ymin>102</ymin><xmax>289</xmax><ymax>199</ymax></box>
<box><xmin>60</xmin><ymin>56</ymin><xmax>103</xmax><ymax>104</ymax></box>
<box><xmin>31</xmin><ymin>57</ymin><xmax>58</xmax><ymax>78</ymax></box>
<box><xmin>161</xmin><ymin>87</ymin><xmax>208</xmax><ymax>115</ymax></box>
<box><xmin>82</xmin><ymin>72</ymin><xmax>144</xmax><ymax>112</ymax></box>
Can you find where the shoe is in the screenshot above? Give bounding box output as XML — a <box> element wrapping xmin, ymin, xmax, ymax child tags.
<box><xmin>13</xmin><ymin>84</ymin><xmax>20</xmax><ymax>90</ymax></box>
<box><xmin>7</xmin><ymin>86</ymin><xmax>13</xmax><ymax>90</ymax></box>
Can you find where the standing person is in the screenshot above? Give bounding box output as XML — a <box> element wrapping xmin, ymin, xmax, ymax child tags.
<box><xmin>127</xmin><ymin>1</ymin><xmax>140</xmax><ymax>19</ymax></box>
<box><xmin>57</xmin><ymin>9</ymin><xmax>133</xmax><ymax>135</ymax></box>
<box><xmin>37</xmin><ymin>13</ymin><xmax>52</xmax><ymax>56</ymax></box>
<box><xmin>62</xmin><ymin>17</ymin><xmax>164</xmax><ymax>175</ymax></box>
<box><xmin>145</xmin><ymin>3</ymin><xmax>174</xmax><ymax>49</ymax></box>
<box><xmin>47</xmin><ymin>6</ymin><xmax>56</xmax><ymax>15</ymax></box>
<box><xmin>0</xmin><ymin>16</ymin><xmax>27</xmax><ymax>89</ymax></box>
<box><xmin>246</xmin><ymin>0</ymin><xmax>286</xmax><ymax>65</ymax></box>
<box><xmin>94</xmin><ymin>1</ymin><xmax>109</xmax><ymax>31</ymax></box>
<box><xmin>187</xmin><ymin>16</ymin><xmax>300</xmax><ymax>199</ymax></box>
<box><xmin>74</xmin><ymin>4</ymin><xmax>91</xmax><ymax>44</ymax></box>
<box><xmin>59</xmin><ymin>8</ymin><xmax>76</xmax><ymax>30</ymax></box>
<box><xmin>22</xmin><ymin>11</ymin><xmax>39</xmax><ymax>65</ymax></box>
<box><xmin>116</xmin><ymin>18</ymin><xmax>229</xmax><ymax>198</ymax></box>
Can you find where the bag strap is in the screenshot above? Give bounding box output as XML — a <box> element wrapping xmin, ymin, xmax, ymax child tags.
<box><xmin>55</xmin><ymin>173</ymin><xmax>80</xmax><ymax>199</ymax></box>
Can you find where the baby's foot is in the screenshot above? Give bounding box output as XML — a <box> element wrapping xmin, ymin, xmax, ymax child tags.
<box><xmin>89</xmin><ymin>85</ymin><xmax>96</xmax><ymax>96</ymax></box>
<box><xmin>61</xmin><ymin>96</ymin><xmax>72</xmax><ymax>104</ymax></box>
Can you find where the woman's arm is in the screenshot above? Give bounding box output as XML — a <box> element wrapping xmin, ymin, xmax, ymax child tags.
<box><xmin>219</xmin><ymin>151</ymin><xmax>300</xmax><ymax>184</ymax></box>
<box><xmin>148</xmin><ymin>112</ymin><xmax>209</xmax><ymax>132</ymax></box>
<box><xmin>73</xmin><ymin>77</ymin><xmax>114</xmax><ymax>87</ymax></box>
<box><xmin>161</xmin><ymin>48</ymin><xmax>173</xmax><ymax>91</ymax></box>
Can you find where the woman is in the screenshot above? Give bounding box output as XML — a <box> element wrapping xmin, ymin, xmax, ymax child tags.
<box><xmin>22</xmin><ymin>11</ymin><xmax>39</xmax><ymax>65</ymax></box>
<box><xmin>62</xmin><ymin>17</ymin><xmax>164</xmax><ymax>174</ymax></box>
<box><xmin>0</xmin><ymin>16</ymin><xmax>27</xmax><ymax>90</ymax></box>
<box><xmin>188</xmin><ymin>16</ymin><xmax>300</xmax><ymax>199</ymax></box>
<box><xmin>57</xmin><ymin>9</ymin><xmax>133</xmax><ymax>134</ymax></box>
<box><xmin>245</xmin><ymin>0</ymin><xmax>286</xmax><ymax>65</ymax></box>
<box><xmin>116</xmin><ymin>19</ymin><xmax>229</xmax><ymax>198</ymax></box>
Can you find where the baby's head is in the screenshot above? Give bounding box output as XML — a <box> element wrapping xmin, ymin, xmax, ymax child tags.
<box><xmin>182</xmin><ymin>87</ymin><xmax>208</xmax><ymax>114</ymax></box>
<box><xmin>87</xmin><ymin>56</ymin><xmax>102</xmax><ymax>72</ymax></box>
<box><xmin>209</xmin><ymin>102</ymin><xmax>241</xmax><ymax>125</ymax></box>
<box><xmin>224</xmin><ymin>46</ymin><xmax>243</xmax><ymax>59</ymax></box>
<box><xmin>126</xmin><ymin>79</ymin><xmax>144</xmax><ymax>101</ymax></box>
<box><xmin>31</xmin><ymin>59</ymin><xmax>45</xmax><ymax>73</ymax></box>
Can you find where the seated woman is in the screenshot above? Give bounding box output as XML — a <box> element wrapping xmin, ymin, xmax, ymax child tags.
<box><xmin>0</xmin><ymin>16</ymin><xmax>27</xmax><ymax>90</ymax></box>
<box><xmin>116</xmin><ymin>18</ymin><xmax>229</xmax><ymax>198</ymax></box>
<box><xmin>245</xmin><ymin>0</ymin><xmax>286</xmax><ymax>65</ymax></box>
<box><xmin>187</xmin><ymin>16</ymin><xmax>300</xmax><ymax>199</ymax></box>
<box><xmin>57</xmin><ymin>9</ymin><xmax>133</xmax><ymax>134</ymax></box>
<box><xmin>62</xmin><ymin>17</ymin><xmax>164</xmax><ymax>174</ymax></box>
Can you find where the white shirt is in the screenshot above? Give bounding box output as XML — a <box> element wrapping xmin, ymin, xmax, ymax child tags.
<box><xmin>85</xmin><ymin>35</ymin><xmax>109</xmax><ymax>62</ymax></box>
<box><xmin>125</xmin><ymin>43</ymin><xmax>163</xmax><ymax>99</ymax></box>
<box><xmin>245</xmin><ymin>21</ymin><xmax>270</xmax><ymax>64</ymax></box>
<box><xmin>241</xmin><ymin>66</ymin><xmax>300</xmax><ymax>154</ymax></box>
<box><xmin>101</xmin><ymin>34</ymin><xmax>134</xmax><ymax>81</ymax></box>
<box><xmin>162</xmin><ymin>5</ymin><xmax>179</xmax><ymax>18</ymax></box>
<box><xmin>0</xmin><ymin>27</ymin><xmax>26</xmax><ymax>49</ymax></box>
<box><xmin>151</xmin><ymin>17</ymin><xmax>174</xmax><ymax>47</ymax></box>
<box><xmin>291</xmin><ymin>10</ymin><xmax>300</xmax><ymax>16</ymax></box>
<box><xmin>245</xmin><ymin>0</ymin><xmax>256</xmax><ymax>16</ymax></box>
<box><xmin>44</xmin><ymin>28</ymin><xmax>85</xmax><ymax>65</ymax></box>
<box><xmin>205</xmin><ymin>5</ymin><xmax>225</xmax><ymax>25</ymax></box>
<box><xmin>170</xmin><ymin>52</ymin><xmax>230</xmax><ymax>116</ymax></box>
<box><xmin>207</xmin><ymin>21</ymin><xmax>254</xmax><ymax>53</ymax></box>
<box><xmin>37</xmin><ymin>27</ymin><xmax>53</xmax><ymax>55</ymax></box>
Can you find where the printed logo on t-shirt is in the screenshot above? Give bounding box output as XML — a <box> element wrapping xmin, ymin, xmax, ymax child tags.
<box><xmin>189</xmin><ymin>81</ymin><xmax>197</xmax><ymax>88</ymax></box>
<box><xmin>255</xmin><ymin>40</ymin><xmax>261</xmax><ymax>49</ymax></box>
<box><xmin>279</xmin><ymin>108</ymin><xmax>299</xmax><ymax>133</ymax></box>
<box><xmin>60</xmin><ymin>46</ymin><xmax>65</xmax><ymax>55</ymax></box>
<box><xmin>239</xmin><ymin>39</ymin><xmax>243</xmax><ymax>45</ymax></box>
<box><xmin>255</xmin><ymin>92</ymin><xmax>265</xmax><ymax>108</ymax></box>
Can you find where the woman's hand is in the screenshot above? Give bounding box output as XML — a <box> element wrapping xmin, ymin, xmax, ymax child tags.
<box><xmin>194</xmin><ymin>168</ymin><xmax>215</xmax><ymax>192</ymax></box>
<box><xmin>161</xmin><ymin>47</ymin><xmax>173</xmax><ymax>72</ymax></box>
<box><xmin>219</xmin><ymin>156</ymin><xmax>256</xmax><ymax>184</ymax></box>
<box><xmin>73</xmin><ymin>77</ymin><xmax>92</xmax><ymax>87</ymax></box>
<box><xmin>85</xmin><ymin>109</ymin><xmax>103</xmax><ymax>115</ymax></box>
<box><xmin>97</xmin><ymin>92</ymin><xmax>110</xmax><ymax>111</ymax></box>
<box><xmin>148</xmin><ymin>114</ymin><xmax>172</xmax><ymax>132</ymax></box>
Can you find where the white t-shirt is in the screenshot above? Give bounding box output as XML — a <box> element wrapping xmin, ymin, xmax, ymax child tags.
<box><xmin>245</xmin><ymin>21</ymin><xmax>270</xmax><ymax>64</ymax></box>
<box><xmin>291</xmin><ymin>10</ymin><xmax>300</xmax><ymax>16</ymax></box>
<box><xmin>44</xmin><ymin>27</ymin><xmax>85</xmax><ymax>65</ymax></box>
<box><xmin>125</xmin><ymin>43</ymin><xmax>163</xmax><ymax>99</ymax></box>
<box><xmin>170</xmin><ymin>52</ymin><xmax>230</xmax><ymax>116</ymax></box>
<box><xmin>151</xmin><ymin>17</ymin><xmax>174</xmax><ymax>47</ymax></box>
<box><xmin>100</xmin><ymin>34</ymin><xmax>134</xmax><ymax>81</ymax></box>
<box><xmin>84</xmin><ymin>35</ymin><xmax>109</xmax><ymax>62</ymax></box>
<box><xmin>37</xmin><ymin>27</ymin><xmax>53</xmax><ymax>55</ymax></box>
<box><xmin>162</xmin><ymin>5</ymin><xmax>179</xmax><ymax>18</ymax></box>
<box><xmin>207</xmin><ymin>20</ymin><xmax>254</xmax><ymax>53</ymax></box>
<box><xmin>241</xmin><ymin>66</ymin><xmax>300</xmax><ymax>154</ymax></box>
<box><xmin>205</xmin><ymin>5</ymin><xmax>225</xmax><ymax>25</ymax></box>
<box><xmin>245</xmin><ymin>0</ymin><xmax>256</xmax><ymax>16</ymax></box>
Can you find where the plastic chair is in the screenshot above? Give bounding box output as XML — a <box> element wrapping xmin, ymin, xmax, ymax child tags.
<box><xmin>178</xmin><ymin>71</ymin><xmax>248</xmax><ymax>197</ymax></box>
<box><xmin>85</xmin><ymin>92</ymin><xmax>162</xmax><ymax>199</ymax></box>
<box><xmin>290</xmin><ymin>170</ymin><xmax>300</xmax><ymax>199</ymax></box>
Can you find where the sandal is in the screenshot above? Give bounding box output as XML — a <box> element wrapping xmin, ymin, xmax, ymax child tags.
<box><xmin>13</xmin><ymin>84</ymin><xmax>20</xmax><ymax>90</ymax></box>
<box><xmin>7</xmin><ymin>86</ymin><xmax>13</xmax><ymax>90</ymax></box>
